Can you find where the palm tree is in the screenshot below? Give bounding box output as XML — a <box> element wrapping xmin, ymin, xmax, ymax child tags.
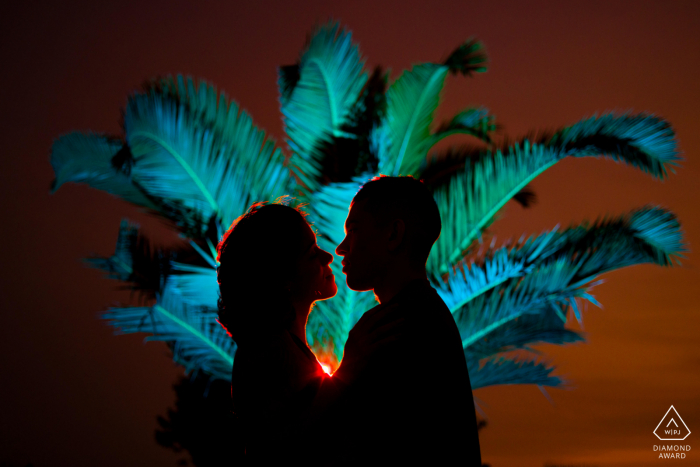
<box><xmin>50</xmin><ymin>19</ymin><xmax>686</xmax><ymax>427</ymax></box>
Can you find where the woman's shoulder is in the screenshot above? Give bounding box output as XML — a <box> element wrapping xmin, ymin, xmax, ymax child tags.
<box><xmin>234</xmin><ymin>329</ymin><xmax>321</xmax><ymax>380</ymax></box>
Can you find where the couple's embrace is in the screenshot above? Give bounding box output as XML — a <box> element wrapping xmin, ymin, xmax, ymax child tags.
<box><xmin>216</xmin><ymin>176</ymin><xmax>482</xmax><ymax>465</ymax></box>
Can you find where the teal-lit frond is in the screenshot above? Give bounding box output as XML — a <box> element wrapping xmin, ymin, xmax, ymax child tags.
<box><xmin>125</xmin><ymin>87</ymin><xmax>290</xmax><ymax>229</ymax></box>
<box><xmin>380</xmin><ymin>63</ymin><xmax>449</xmax><ymax>176</ymax></box>
<box><xmin>466</xmin><ymin>304</ymin><xmax>586</xmax><ymax>361</ymax></box>
<box><xmin>449</xmin><ymin>206</ymin><xmax>686</xmax><ymax>351</ymax></box>
<box><xmin>428</xmin><ymin>107</ymin><xmax>496</xmax><ymax>147</ymax></box>
<box><xmin>433</xmin><ymin>242</ymin><xmax>536</xmax><ymax>313</ymax></box>
<box><xmin>443</xmin><ymin>39</ymin><xmax>488</xmax><ymax>77</ymax></box>
<box><xmin>83</xmin><ymin>218</ymin><xmax>172</xmax><ymax>301</ymax></box>
<box><xmin>629</xmin><ymin>205</ymin><xmax>688</xmax><ymax>265</ymax></box>
<box><xmin>436</xmin><ymin>203</ymin><xmax>686</xmax><ymax>317</ymax></box>
<box><xmin>102</xmin><ymin>281</ymin><xmax>235</xmax><ymax>381</ymax></box>
<box><xmin>83</xmin><ymin>219</ymin><xmax>139</xmax><ymax>282</ymax></box>
<box><xmin>456</xmin><ymin>256</ymin><xmax>581</xmax><ymax>349</ymax></box>
<box><xmin>426</xmin><ymin>113</ymin><xmax>681</xmax><ymax>276</ymax></box>
<box><xmin>49</xmin><ymin>132</ymin><xmax>157</xmax><ymax>210</ymax></box>
<box><xmin>467</xmin><ymin>355</ymin><xmax>565</xmax><ymax>390</ymax></box>
<box><xmin>167</xmin><ymin>261</ymin><xmax>218</xmax><ymax>309</ymax></box>
<box><xmin>280</xmin><ymin>21</ymin><xmax>368</xmax><ymax>193</ymax></box>
<box><xmin>428</xmin><ymin>141</ymin><xmax>560</xmax><ymax>276</ymax></box>
<box><xmin>555</xmin><ymin>113</ymin><xmax>682</xmax><ymax>179</ymax></box>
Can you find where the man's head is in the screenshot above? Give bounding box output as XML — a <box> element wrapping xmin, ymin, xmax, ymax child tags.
<box><xmin>335</xmin><ymin>175</ymin><xmax>441</xmax><ymax>292</ymax></box>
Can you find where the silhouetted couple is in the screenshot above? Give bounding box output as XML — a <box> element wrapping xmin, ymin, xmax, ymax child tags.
<box><xmin>216</xmin><ymin>175</ymin><xmax>482</xmax><ymax>465</ymax></box>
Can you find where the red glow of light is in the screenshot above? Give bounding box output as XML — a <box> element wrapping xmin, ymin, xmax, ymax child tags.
<box><xmin>320</xmin><ymin>362</ymin><xmax>332</xmax><ymax>376</ymax></box>
<box><xmin>316</xmin><ymin>359</ymin><xmax>333</xmax><ymax>376</ymax></box>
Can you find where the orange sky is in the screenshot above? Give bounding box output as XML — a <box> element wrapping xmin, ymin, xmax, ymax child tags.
<box><xmin>1</xmin><ymin>1</ymin><xmax>698</xmax><ymax>466</ymax></box>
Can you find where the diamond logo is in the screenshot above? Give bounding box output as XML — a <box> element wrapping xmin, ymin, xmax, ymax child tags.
<box><xmin>654</xmin><ymin>405</ymin><xmax>691</xmax><ymax>441</ymax></box>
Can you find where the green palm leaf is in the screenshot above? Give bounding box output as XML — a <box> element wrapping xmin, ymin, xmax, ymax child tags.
<box><xmin>102</xmin><ymin>281</ymin><xmax>235</xmax><ymax>381</ymax></box>
<box><xmin>380</xmin><ymin>63</ymin><xmax>449</xmax><ymax>176</ymax></box>
<box><xmin>557</xmin><ymin>113</ymin><xmax>682</xmax><ymax>179</ymax></box>
<box><xmin>468</xmin><ymin>355</ymin><xmax>565</xmax><ymax>390</ymax></box>
<box><xmin>280</xmin><ymin>21</ymin><xmax>368</xmax><ymax>193</ymax></box>
<box><xmin>449</xmin><ymin>205</ymin><xmax>686</xmax><ymax>351</ymax></box>
<box><xmin>125</xmin><ymin>81</ymin><xmax>290</xmax><ymax>230</ymax></box>
<box><xmin>426</xmin><ymin>113</ymin><xmax>682</xmax><ymax>276</ymax></box>
<box><xmin>466</xmin><ymin>304</ymin><xmax>586</xmax><ymax>361</ymax></box>
<box><xmin>428</xmin><ymin>107</ymin><xmax>496</xmax><ymax>147</ymax></box>
<box><xmin>49</xmin><ymin>132</ymin><xmax>158</xmax><ymax>210</ymax></box>
<box><xmin>167</xmin><ymin>261</ymin><xmax>218</xmax><ymax>309</ymax></box>
<box><xmin>443</xmin><ymin>39</ymin><xmax>488</xmax><ymax>77</ymax></box>
<box><xmin>378</xmin><ymin>39</ymin><xmax>487</xmax><ymax>176</ymax></box>
<box><xmin>83</xmin><ymin>219</ymin><xmax>174</xmax><ymax>302</ymax></box>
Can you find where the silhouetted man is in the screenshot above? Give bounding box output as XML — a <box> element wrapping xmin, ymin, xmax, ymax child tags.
<box><xmin>332</xmin><ymin>175</ymin><xmax>482</xmax><ymax>465</ymax></box>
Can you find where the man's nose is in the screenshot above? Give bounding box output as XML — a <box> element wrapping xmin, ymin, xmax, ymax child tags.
<box><xmin>336</xmin><ymin>237</ymin><xmax>347</xmax><ymax>256</ymax></box>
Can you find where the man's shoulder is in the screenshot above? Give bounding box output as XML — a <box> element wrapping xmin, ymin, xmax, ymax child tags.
<box><xmin>396</xmin><ymin>283</ymin><xmax>452</xmax><ymax>322</ymax></box>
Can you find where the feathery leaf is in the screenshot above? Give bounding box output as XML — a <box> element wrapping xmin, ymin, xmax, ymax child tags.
<box><xmin>83</xmin><ymin>219</ymin><xmax>173</xmax><ymax>303</ymax></box>
<box><xmin>102</xmin><ymin>281</ymin><xmax>235</xmax><ymax>381</ymax></box>
<box><xmin>380</xmin><ymin>63</ymin><xmax>449</xmax><ymax>176</ymax></box>
<box><xmin>49</xmin><ymin>132</ymin><xmax>158</xmax><ymax>210</ymax></box>
<box><xmin>125</xmin><ymin>81</ymin><xmax>290</xmax><ymax>229</ymax></box>
<box><xmin>468</xmin><ymin>355</ymin><xmax>565</xmax><ymax>390</ymax></box>
<box><xmin>426</xmin><ymin>113</ymin><xmax>682</xmax><ymax>275</ymax></box>
<box><xmin>443</xmin><ymin>39</ymin><xmax>488</xmax><ymax>76</ymax></box>
<box><xmin>280</xmin><ymin>21</ymin><xmax>368</xmax><ymax>193</ymax></box>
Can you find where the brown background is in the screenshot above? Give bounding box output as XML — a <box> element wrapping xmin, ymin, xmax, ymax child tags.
<box><xmin>1</xmin><ymin>1</ymin><xmax>698</xmax><ymax>466</ymax></box>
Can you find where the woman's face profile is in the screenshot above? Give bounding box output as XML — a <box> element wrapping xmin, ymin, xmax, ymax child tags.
<box><xmin>288</xmin><ymin>221</ymin><xmax>337</xmax><ymax>304</ymax></box>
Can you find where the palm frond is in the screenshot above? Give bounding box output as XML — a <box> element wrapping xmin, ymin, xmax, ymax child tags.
<box><xmin>428</xmin><ymin>107</ymin><xmax>496</xmax><ymax>146</ymax></box>
<box><xmin>443</xmin><ymin>39</ymin><xmax>488</xmax><ymax>76</ymax></box>
<box><xmin>428</xmin><ymin>140</ymin><xmax>560</xmax><ymax>276</ymax></box>
<box><xmin>426</xmin><ymin>113</ymin><xmax>681</xmax><ymax>275</ymax></box>
<box><xmin>466</xmin><ymin>304</ymin><xmax>586</xmax><ymax>360</ymax></box>
<box><xmin>433</xmin><ymin>242</ymin><xmax>536</xmax><ymax>313</ymax></box>
<box><xmin>467</xmin><ymin>355</ymin><xmax>565</xmax><ymax>390</ymax></box>
<box><xmin>447</xmin><ymin>205</ymin><xmax>686</xmax><ymax>351</ymax></box>
<box><xmin>102</xmin><ymin>281</ymin><xmax>235</xmax><ymax>381</ymax></box>
<box><xmin>419</xmin><ymin>145</ymin><xmax>536</xmax><ymax>210</ymax></box>
<box><xmin>380</xmin><ymin>63</ymin><xmax>449</xmax><ymax>176</ymax></box>
<box><xmin>83</xmin><ymin>219</ymin><xmax>172</xmax><ymax>303</ymax></box>
<box><xmin>124</xmin><ymin>83</ymin><xmax>290</xmax><ymax>229</ymax></box>
<box><xmin>456</xmin><ymin>256</ymin><xmax>582</xmax><ymax>349</ymax></box>
<box><xmin>49</xmin><ymin>132</ymin><xmax>158</xmax><ymax>210</ymax></box>
<box><xmin>167</xmin><ymin>261</ymin><xmax>218</xmax><ymax>309</ymax></box>
<box><xmin>280</xmin><ymin>21</ymin><xmax>368</xmax><ymax>193</ymax></box>
<box><xmin>628</xmin><ymin>205</ymin><xmax>688</xmax><ymax>266</ymax></box>
<box><xmin>314</xmin><ymin>66</ymin><xmax>388</xmax><ymax>184</ymax></box>
<box><xmin>551</xmin><ymin>113</ymin><xmax>682</xmax><ymax>179</ymax></box>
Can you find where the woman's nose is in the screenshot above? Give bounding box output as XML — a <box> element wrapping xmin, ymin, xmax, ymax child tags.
<box><xmin>322</xmin><ymin>249</ymin><xmax>334</xmax><ymax>265</ymax></box>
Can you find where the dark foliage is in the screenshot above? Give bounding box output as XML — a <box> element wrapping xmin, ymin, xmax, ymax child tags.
<box><xmin>315</xmin><ymin>66</ymin><xmax>387</xmax><ymax>184</ymax></box>
<box><xmin>156</xmin><ymin>373</ymin><xmax>241</xmax><ymax>467</ymax></box>
<box><xmin>443</xmin><ymin>39</ymin><xmax>488</xmax><ymax>76</ymax></box>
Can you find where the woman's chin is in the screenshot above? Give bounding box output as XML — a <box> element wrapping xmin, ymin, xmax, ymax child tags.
<box><xmin>319</xmin><ymin>285</ymin><xmax>338</xmax><ymax>301</ymax></box>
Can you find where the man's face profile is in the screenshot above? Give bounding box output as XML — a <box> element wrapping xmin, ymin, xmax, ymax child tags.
<box><xmin>335</xmin><ymin>199</ymin><xmax>387</xmax><ymax>292</ymax></box>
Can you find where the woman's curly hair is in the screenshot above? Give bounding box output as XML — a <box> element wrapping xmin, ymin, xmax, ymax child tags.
<box><xmin>216</xmin><ymin>201</ymin><xmax>310</xmax><ymax>346</ymax></box>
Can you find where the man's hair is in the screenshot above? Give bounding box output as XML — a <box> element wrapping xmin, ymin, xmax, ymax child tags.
<box><xmin>352</xmin><ymin>175</ymin><xmax>441</xmax><ymax>264</ymax></box>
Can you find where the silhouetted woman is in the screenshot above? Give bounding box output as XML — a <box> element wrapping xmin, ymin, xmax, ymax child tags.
<box><xmin>216</xmin><ymin>202</ymin><xmax>398</xmax><ymax>465</ymax></box>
